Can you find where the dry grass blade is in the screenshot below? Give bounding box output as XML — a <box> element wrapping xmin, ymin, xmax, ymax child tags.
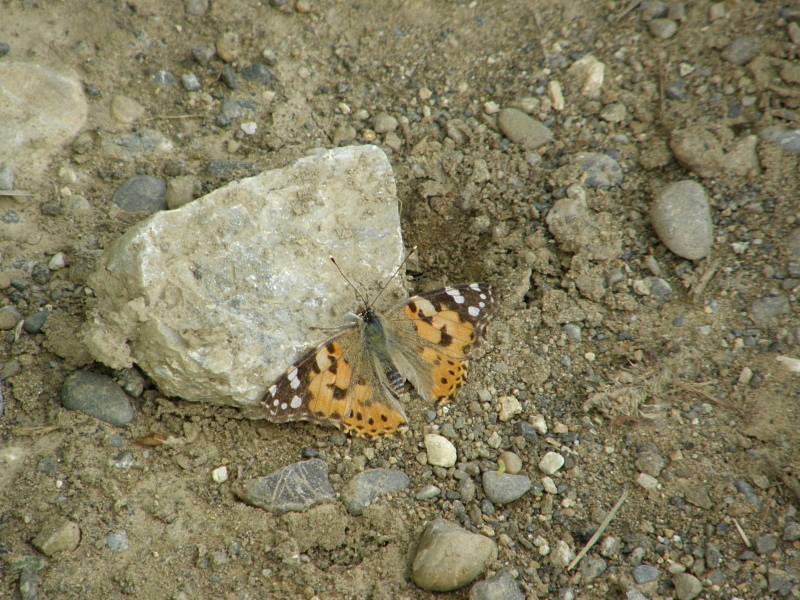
<box><xmin>568</xmin><ymin>488</ymin><xmax>630</xmax><ymax>571</ymax></box>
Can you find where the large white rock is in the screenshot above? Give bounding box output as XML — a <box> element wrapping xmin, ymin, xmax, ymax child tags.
<box><xmin>82</xmin><ymin>145</ymin><xmax>405</xmax><ymax>407</ymax></box>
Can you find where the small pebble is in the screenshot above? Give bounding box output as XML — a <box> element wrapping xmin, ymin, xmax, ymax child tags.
<box><xmin>749</xmin><ymin>295</ymin><xmax>790</xmax><ymax>324</ymax></box>
<box><xmin>633</xmin><ymin>564</ymin><xmax>660</xmax><ymax>584</ymax></box>
<box><xmin>498</xmin><ymin>451</ymin><xmax>522</xmax><ymax>474</ymax></box>
<box><xmin>216</xmin><ymin>32</ymin><xmax>241</xmax><ymax>62</ymax></box>
<box><xmin>636</xmin><ymin>473</ymin><xmax>659</xmax><ymax>490</ymax></box>
<box><xmin>23</xmin><ymin>310</ymin><xmax>49</xmax><ymax>334</ymax></box>
<box><xmin>112</xmin><ymin>176</ymin><xmax>167</xmax><ymax>213</ymax></box>
<box><xmin>576</xmin><ymin>152</ymin><xmax>623</xmax><ymax>188</ymax></box>
<box><xmin>48</xmin><ymin>252</ymin><xmax>67</xmax><ymax>270</ymax></box>
<box><xmin>185</xmin><ymin>0</ymin><xmax>209</xmax><ymax>16</ymax></box>
<box><xmin>672</xmin><ymin>573</ymin><xmax>703</xmax><ymax>600</ymax></box>
<box><xmin>181</xmin><ymin>73</ymin><xmax>201</xmax><ymax>91</ymax></box>
<box><xmin>539</xmin><ymin>452</ymin><xmax>565</xmax><ymax>475</ymax></box>
<box><xmin>497</xmin><ymin>395</ymin><xmax>522</xmax><ymax>421</ymax></box>
<box><xmin>240</xmin><ymin>121</ymin><xmax>258</xmax><ymax>135</ymax></box>
<box><xmin>648</xmin><ymin>18</ymin><xmax>678</xmax><ymax>39</ymax></box>
<box><xmin>721</xmin><ymin>37</ymin><xmax>760</xmax><ymax>66</ymax></box>
<box><xmin>110</xmin><ymin>95</ymin><xmax>145</xmax><ymax>124</ymax></box>
<box><xmin>243</xmin><ymin>63</ymin><xmax>273</xmax><ymax>85</ymax></box>
<box><xmin>482</xmin><ymin>471</ymin><xmax>531</xmax><ymax>505</ymax></box>
<box><xmin>106</xmin><ymin>530</ymin><xmax>130</xmax><ymax>552</ymax></box>
<box><xmin>192</xmin><ymin>44</ymin><xmax>215</xmax><ymax>64</ymax></box>
<box><xmin>415</xmin><ymin>484</ymin><xmax>441</xmax><ymax>500</ymax></box>
<box><xmin>651</xmin><ymin>180</ymin><xmax>712</xmax><ymax>260</ymax></box>
<box><xmin>0</xmin><ymin>164</ymin><xmax>14</xmax><ymax>190</ymax></box>
<box><xmin>373</xmin><ymin>113</ymin><xmax>398</xmax><ymax>134</ymax></box>
<box><xmin>497</xmin><ymin>108</ymin><xmax>553</xmax><ymax>150</ymax></box>
<box><xmin>211</xmin><ymin>466</ymin><xmax>229</xmax><ymax>483</ymax></box>
<box><xmin>424</xmin><ymin>434</ymin><xmax>457</xmax><ymax>468</ymax></box>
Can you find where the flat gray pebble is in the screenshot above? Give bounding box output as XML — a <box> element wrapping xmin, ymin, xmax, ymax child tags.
<box><xmin>236</xmin><ymin>458</ymin><xmax>334</xmax><ymax>515</ymax></box>
<box><xmin>684</xmin><ymin>483</ymin><xmax>712</xmax><ymax>510</ymax></box>
<box><xmin>243</xmin><ymin>63</ymin><xmax>273</xmax><ymax>85</ymax></box>
<box><xmin>497</xmin><ymin>108</ymin><xmax>553</xmax><ymax>150</ymax></box>
<box><xmin>649</xmin><ymin>277</ymin><xmax>674</xmax><ymax>301</ymax></box>
<box><xmin>151</xmin><ymin>70</ymin><xmax>176</xmax><ymax>87</ymax></box>
<box><xmin>721</xmin><ymin>36</ymin><xmax>760</xmax><ymax>66</ymax></box>
<box><xmin>185</xmin><ymin>0</ymin><xmax>208</xmax><ymax>16</ymax></box>
<box><xmin>787</xmin><ymin>228</ymin><xmax>800</xmax><ymax>260</ymax></box>
<box><xmin>576</xmin><ymin>152</ymin><xmax>623</xmax><ymax>188</ymax></box>
<box><xmin>580</xmin><ymin>555</ymin><xmax>607</xmax><ymax>583</ymax></box>
<box><xmin>648</xmin><ymin>18</ymin><xmax>678</xmax><ymax>39</ymax></box>
<box><xmin>633</xmin><ymin>564</ymin><xmax>660</xmax><ymax>584</ymax></box>
<box><xmin>23</xmin><ymin>309</ymin><xmax>49</xmax><ymax>334</ymax></box>
<box><xmin>754</xmin><ymin>534</ymin><xmax>776</xmax><ymax>554</ymax></box>
<box><xmin>635</xmin><ymin>453</ymin><xmax>666</xmax><ymax>477</ymax></box>
<box><xmin>458</xmin><ymin>477</ymin><xmax>477</xmax><ymax>503</ymax></box>
<box><xmin>651</xmin><ymin>180</ymin><xmax>712</xmax><ymax>260</ymax></box>
<box><xmin>373</xmin><ymin>113</ymin><xmax>398</xmax><ymax>134</ymax></box>
<box><xmin>749</xmin><ymin>295</ymin><xmax>790</xmax><ymax>324</ymax></box>
<box><xmin>415</xmin><ymin>484</ymin><xmax>441</xmax><ymax>500</ymax></box>
<box><xmin>784</xmin><ymin>521</ymin><xmax>800</xmax><ymax>542</ymax></box>
<box><xmin>469</xmin><ymin>570</ymin><xmax>524</xmax><ymax>600</ymax></box>
<box><xmin>481</xmin><ymin>471</ymin><xmax>531</xmax><ymax>505</ymax></box>
<box><xmin>106</xmin><ymin>530</ymin><xmax>129</xmax><ymax>552</ymax></box>
<box><xmin>181</xmin><ymin>73</ymin><xmax>201</xmax><ymax>91</ymax></box>
<box><xmin>734</xmin><ymin>480</ymin><xmax>762</xmax><ymax>507</ymax></box>
<box><xmin>0</xmin><ymin>305</ymin><xmax>22</xmax><ymax>330</ymax></box>
<box><xmin>562</xmin><ymin>322</ymin><xmax>582</xmax><ymax>342</ymax></box>
<box><xmin>672</xmin><ymin>572</ymin><xmax>703</xmax><ymax>600</ymax></box>
<box><xmin>759</xmin><ymin>126</ymin><xmax>800</xmax><ymax>154</ymax></box>
<box><xmin>341</xmin><ymin>468</ymin><xmax>410</xmax><ymax>516</ymax></box>
<box><xmin>112</xmin><ymin>176</ymin><xmax>167</xmax><ymax>213</ymax></box>
<box><xmin>192</xmin><ymin>44</ymin><xmax>215</xmax><ymax>64</ymax></box>
<box><xmin>669</xmin><ymin>127</ymin><xmax>723</xmax><ymax>178</ymax></box>
<box><xmin>61</xmin><ymin>370</ymin><xmax>134</xmax><ymax>427</ymax></box>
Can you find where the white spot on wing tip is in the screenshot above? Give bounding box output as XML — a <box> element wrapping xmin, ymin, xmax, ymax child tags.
<box><xmin>470</xmin><ymin>283</ymin><xmax>480</xmax><ymax>291</ymax></box>
<box><xmin>468</xmin><ymin>306</ymin><xmax>480</xmax><ymax>317</ymax></box>
<box><xmin>269</xmin><ymin>384</ymin><xmax>278</xmax><ymax>397</ymax></box>
<box><xmin>280</xmin><ymin>403</ymin><xmax>288</xmax><ymax>410</ymax></box>
<box><xmin>290</xmin><ymin>396</ymin><xmax>303</xmax><ymax>409</ymax></box>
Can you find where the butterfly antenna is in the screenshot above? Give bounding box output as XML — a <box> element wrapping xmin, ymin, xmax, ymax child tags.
<box><xmin>329</xmin><ymin>255</ymin><xmax>369</xmax><ymax>306</ymax></box>
<box><xmin>369</xmin><ymin>245</ymin><xmax>417</xmax><ymax>308</ymax></box>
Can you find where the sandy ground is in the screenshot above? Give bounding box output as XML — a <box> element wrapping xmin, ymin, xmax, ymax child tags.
<box><xmin>1</xmin><ymin>1</ymin><xmax>799</xmax><ymax>598</ymax></box>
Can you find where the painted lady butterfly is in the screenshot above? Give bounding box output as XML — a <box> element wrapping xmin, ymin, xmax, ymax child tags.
<box><xmin>261</xmin><ymin>282</ymin><xmax>496</xmax><ymax>437</ymax></box>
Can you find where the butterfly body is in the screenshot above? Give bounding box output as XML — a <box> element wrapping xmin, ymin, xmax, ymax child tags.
<box><xmin>262</xmin><ymin>283</ymin><xmax>496</xmax><ymax>437</ymax></box>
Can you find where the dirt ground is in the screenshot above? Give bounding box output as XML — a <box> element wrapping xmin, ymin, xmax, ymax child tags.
<box><xmin>1</xmin><ymin>0</ymin><xmax>799</xmax><ymax>599</ymax></box>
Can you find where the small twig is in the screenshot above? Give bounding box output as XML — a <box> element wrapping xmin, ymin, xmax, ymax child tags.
<box><xmin>0</xmin><ymin>190</ymin><xmax>33</xmax><ymax>196</ymax></box>
<box><xmin>610</xmin><ymin>0</ymin><xmax>642</xmax><ymax>24</ymax></box>
<box><xmin>568</xmin><ymin>488</ymin><xmax>629</xmax><ymax>571</ymax></box>
<box><xmin>733</xmin><ymin>518</ymin><xmax>751</xmax><ymax>548</ymax></box>
<box><xmin>690</xmin><ymin>257</ymin><xmax>720</xmax><ymax>304</ymax></box>
<box><xmin>142</xmin><ymin>114</ymin><xmax>205</xmax><ymax>123</ymax></box>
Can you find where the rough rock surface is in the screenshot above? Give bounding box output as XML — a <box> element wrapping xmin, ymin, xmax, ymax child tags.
<box><xmin>82</xmin><ymin>145</ymin><xmax>405</xmax><ymax>406</ymax></box>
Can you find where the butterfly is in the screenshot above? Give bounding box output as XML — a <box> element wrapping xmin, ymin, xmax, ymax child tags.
<box><xmin>261</xmin><ymin>282</ymin><xmax>496</xmax><ymax>437</ymax></box>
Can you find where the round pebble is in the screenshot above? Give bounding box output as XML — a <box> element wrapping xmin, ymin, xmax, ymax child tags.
<box><xmin>470</xmin><ymin>570</ymin><xmax>524</xmax><ymax>600</ymax></box>
<box><xmin>648</xmin><ymin>18</ymin><xmax>678</xmax><ymax>39</ymax></box>
<box><xmin>482</xmin><ymin>471</ymin><xmax>531</xmax><ymax>505</ymax></box>
<box><xmin>576</xmin><ymin>152</ymin><xmax>623</xmax><ymax>188</ymax></box>
<box><xmin>372</xmin><ymin>113</ymin><xmax>398</xmax><ymax>134</ymax></box>
<box><xmin>497</xmin><ymin>108</ymin><xmax>553</xmax><ymax>150</ymax></box>
<box><xmin>415</xmin><ymin>484</ymin><xmax>441</xmax><ymax>500</ymax></box>
<box><xmin>498</xmin><ymin>451</ymin><xmax>522</xmax><ymax>474</ymax></box>
<box><xmin>48</xmin><ymin>252</ymin><xmax>66</xmax><ymax>270</ymax></box>
<box><xmin>672</xmin><ymin>573</ymin><xmax>703</xmax><ymax>600</ymax></box>
<box><xmin>243</xmin><ymin>63</ymin><xmax>273</xmax><ymax>85</ymax></box>
<box><xmin>749</xmin><ymin>295</ymin><xmax>790</xmax><ymax>324</ymax></box>
<box><xmin>61</xmin><ymin>370</ymin><xmax>134</xmax><ymax>427</ymax></box>
<box><xmin>650</xmin><ymin>180</ymin><xmax>712</xmax><ymax>260</ymax></box>
<box><xmin>23</xmin><ymin>309</ymin><xmax>49</xmax><ymax>334</ymax></box>
<box><xmin>112</xmin><ymin>176</ymin><xmax>167</xmax><ymax>213</ymax></box>
<box><xmin>424</xmin><ymin>434</ymin><xmax>457</xmax><ymax>468</ymax></box>
<box><xmin>599</xmin><ymin>103</ymin><xmax>627</xmax><ymax>123</ymax></box>
<box><xmin>0</xmin><ymin>306</ymin><xmax>21</xmax><ymax>330</ymax></box>
<box><xmin>110</xmin><ymin>95</ymin><xmax>145</xmax><ymax>124</ymax></box>
<box><xmin>633</xmin><ymin>564</ymin><xmax>660</xmax><ymax>584</ymax></box>
<box><xmin>211</xmin><ymin>466</ymin><xmax>228</xmax><ymax>483</ymax></box>
<box><xmin>181</xmin><ymin>73</ymin><xmax>201</xmax><ymax>91</ymax></box>
<box><xmin>721</xmin><ymin>36</ymin><xmax>760</xmax><ymax>66</ymax></box>
<box><xmin>538</xmin><ymin>451</ymin><xmax>565</xmax><ymax>475</ymax></box>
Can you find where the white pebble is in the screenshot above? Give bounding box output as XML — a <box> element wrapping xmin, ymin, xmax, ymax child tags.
<box><xmin>211</xmin><ymin>466</ymin><xmax>228</xmax><ymax>483</ymax></box>
<box><xmin>636</xmin><ymin>472</ymin><xmax>659</xmax><ymax>490</ymax></box>
<box><xmin>240</xmin><ymin>121</ymin><xmax>258</xmax><ymax>135</ymax></box>
<box><xmin>539</xmin><ymin>451</ymin><xmax>565</xmax><ymax>475</ymax></box>
<box><xmin>497</xmin><ymin>395</ymin><xmax>522</xmax><ymax>421</ymax></box>
<box><xmin>48</xmin><ymin>252</ymin><xmax>67</xmax><ymax>270</ymax></box>
<box><xmin>530</xmin><ymin>414</ymin><xmax>548</xmax><ymax>434</ymax></box>
<box><xmin>541</xmin><ymin>476</ymin><xmax>558</xmax><ymax>494</ymax></box>
<box><xmin>424</xmin><ymin>434</ymin><xmax>457</xmax><ymax>468</ymax></box>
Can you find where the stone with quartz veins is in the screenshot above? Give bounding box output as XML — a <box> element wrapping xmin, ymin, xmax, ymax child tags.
<box><xmin>82</xmin><ymin>145</ymin><xmax>405</xmax><ymax>407</ymax></box>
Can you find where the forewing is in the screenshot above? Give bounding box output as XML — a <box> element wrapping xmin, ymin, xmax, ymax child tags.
<box><xmin>386</xmin><ymin>283</ymin><xmax>496</xmax><ymax>404</ymax></box>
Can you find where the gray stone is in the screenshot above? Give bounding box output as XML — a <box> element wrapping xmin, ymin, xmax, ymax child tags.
<box><xmin>415</xmin><ymin>484</ymin><xmax>441</xmax><ymax>500</ymax></box>
<box><xmin>576</xmin><ymin>152</ymin><xmax>623</xmax><ymax>188</ymax></box>
<box><xmin>332</xmin><ymin>125</ymin><xmax>357</xmax><ymax>146</ymax></box>
<box><xmin>672</xmin><ymin>572</ymin><xmax>703</xmax><ymax>600</ymax></box>
<box><xmin>635</xmin><ymin>453</ymin><xmax>666</xmax><ymax>477</ymax></box>
<box><xmin>649</xmin><ymin>277</ymin><xmax>674</xmax><ymax>301</ymax></box>
<box><xmin>651</xmin><ymin>180</ymin><xmax>712</xmax><ymax>260</ymax></box>
<box><xmin>151</xmin><ymin>70</ymin><xmax>176</xmax><ymax>87</ymax></box>
<box><xmin>545</xmin><ymin>192</ymin><xmax>623</xmax><ymax>261</ymax></box>
<box><xmin>104</xmin><ymin>129</ymin><xmax>173</xmax><ymax>158</ymax></box>
<box><xmin>112</xmin><ymin>176</ymin><xmax>167</xmax><ymax>213</ymax></box>
<box><xmin>23</xmin><ymin>309</ymin><xmax>49</xmax><ymax>334</ymax></box>
<box><xmin>32</xmin><ymin>518</ymin><xmax>81</xmax><ymax>556</ymax></box>
<box><xmin>580</xmin><ymin>555</ymin><xmax>607</xmax><ymax>583</ymax></box>
<box><xmin>648</xmin><ymin>18</ymin><xmax>678</xmax><ymax>39</ymax></box>
<box><xmin>567</xmin><ymin>54</ymin><xmax>605</xmax><ymax>99</ymax></box>
<box><xmin>236</xmin><ymin>458</ymin><xmax>334</xmax><ymax>515</ymax></box>
<box><xmin>768</xmin><ymin>568</ymin><xmax>793</xmax><ymax>594</ymax></box>
<box><xmin>482</xmin><ymin>471</ymin><xmax>531</xmax><ymax>505</ymax></box>
<box><xmin>497</xmin><ymin>108</ymin><xmax>553</xmax><ymax>150</ymax></box>
<box><xmin>0</xmin><ymin>62</ymin><xmax>88</xmax><ymax>171</ymax></box>
<box><xmin>684</xmin><ymin>483</ymin><xmax>712</xmax><ymax>510</ymax></box>
<box><xmin>784</xmin><ymin>521</ymin><xmax>800</xmax><ymax>542</ymax></box>
<box><xmin>373</xmin><ymin>113</ymin><xmax>398</xmax><ymax>134</ymax></box>
<box><xmin>734</xmin><ymin>480</ymin><xmax>762</xmax><ymax>507</ymax></box>
<box><xmin>192</xmin><ymin>44</ymin><xmax>215</xmax><ymax>64</ymax></box>
<box><xmin>341</xmin><ymin>469</ymin><xmax>410</xmax><ymax>516</ymax></box>
<box><xmin>599</xmin><ymin>103</ymin><xmax>627</xmax><ymax>123</ymax></box>
<box><xmin>640</xmin><ymin>0</ymin><xmax>667</xmax><ymax>20</ymax></box>
<box><xmin>749</xmin><ymin>295</ymin><xmax>790</xmax><ymax>324</ymax></box>
<box><xmin>632</xmin><ymin>564</ymin><xmax>660</xmax><ymax>584</ymax></box>
<box><xmin>411</xmin><ymin>519</ymin><xmax>497</xmax><ymax>592</ymax></box>
<box><xmin>106</xmin><ymin>530</ymin><xmax>129</xmax><ymax>552</ymax></box>
<box><xmin>470</xmin><ymin>570</ymin><xmax>524</xmax><ymax>600</ymax></box>
<box><xmin>458</xmin><ymin>478</ymin><xmax>476</xmax><ymax>503</ymax></box>
<box><xmin>760</xmin><ymin>126</ymin><xmax>800</xmax><ymax>154</ymax></box>
<box><xmin>562</xmin><ymin>322</ymin><xmax>582</xmax><ymax>342</ymax></box>
<box><xmin>669</xmin><ymin>127</ymin><xmax>724</xmax><ymax>178</ymax></box>
<box><xmin>721</xmin><ymin>37</ymin><xmax>760</xmax><ymax>66</ymax></box>
<box><xmin>110</xmin><ymin>94</ymin><xmax>145</xmax><ymax>124</ymax></box>
<box><xmin>61</xmin><ymin>370</ymin><xmax>134</xmax><ymax>427</ymax></box>
<box><xmin>82</xmin><ymin>146</ymin><xmax>405</xmax><ymax>408</ymax></box>
<box><xmin>753</xmin><ymin>534</ymin><xmax>776</xmax><ymax>555</ymax></box>
<box><xmin>243</xmin><ymin>64</ymin><xmax>273</xmax><ymax>85</ymax></box>
<box><xmin>181</xmin><ymin>73</ymin><xmax>201</xmax><ymax>92</ymax></box>
<box><xmin>216</xmin><ymin>32</ymin><xmax>241</xmax><ymax>63</ymax></box>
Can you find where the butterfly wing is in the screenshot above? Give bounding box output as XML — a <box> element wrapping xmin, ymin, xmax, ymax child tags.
<box><xmin>384</xmin><ymin>283</ymin><xmax>496</xmax><ymax>405</ymax></box>
<box><xmin>261</xmin><ymin>322</ymin><xmax>408</xmax><ymax>437</ymax></box>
